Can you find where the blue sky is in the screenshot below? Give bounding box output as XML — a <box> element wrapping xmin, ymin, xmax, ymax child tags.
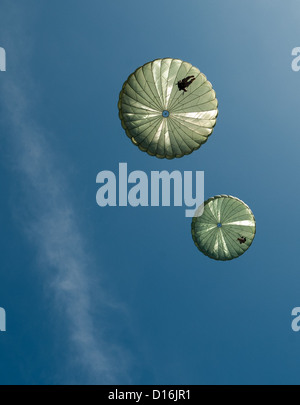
<box><xmin>0</xmin><ymin>0</ymin><xmax>300</xmax><ymax>385</ymax></box>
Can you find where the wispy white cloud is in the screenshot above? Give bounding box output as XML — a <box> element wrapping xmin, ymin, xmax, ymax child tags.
<box><xmin>1</xmin><ymin>79</ymin><xmax>127</xmax><ymax>384</ymax></box>
<box><xmin>0</xmin><ymin>5</ymin><xmax>127</xmax><ymax>384</ymax></box>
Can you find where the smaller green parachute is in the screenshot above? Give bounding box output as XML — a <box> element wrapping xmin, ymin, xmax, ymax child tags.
<box><xmin>191</xmin><ymin>195</ymin><xmax>256</xmax><ymax>261</ymax></box>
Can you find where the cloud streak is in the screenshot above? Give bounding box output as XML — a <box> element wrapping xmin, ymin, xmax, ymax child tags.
<box><xmin>0</xmin><ymin>5</ymin><xmax>126</xmax><ymax>384</ymax></box>
<box><xmin>1</xmin><ymin>79</ymin><xmax>125</xmax><ymax>384</ymax></box>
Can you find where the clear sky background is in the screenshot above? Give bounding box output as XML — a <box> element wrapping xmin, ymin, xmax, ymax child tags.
<box><xmin>0</xmin><ymin>0</ymin><xmax>300</xmax><ymax>385</ymax></box>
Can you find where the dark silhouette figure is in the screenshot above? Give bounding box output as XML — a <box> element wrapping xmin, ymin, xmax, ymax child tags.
<box><xmin>177</xmin><ymin>76</ymin><xmax>196</xmax><ymax>92</ymax></box>
<box><xmin>237</xmin><ymin>236</ymin><xmax>246</xmax><ymax>244</ymax></box>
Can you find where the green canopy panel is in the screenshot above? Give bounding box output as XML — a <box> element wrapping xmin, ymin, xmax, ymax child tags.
<box><xmin>118</xmin><ymin>58</ymin><xmax>218</xmax><ymax>159</ymax></box>
<box><xmin>191</xmin><ymin>195</ymin><xmax>256</xmax><ymax>261</ymax></box>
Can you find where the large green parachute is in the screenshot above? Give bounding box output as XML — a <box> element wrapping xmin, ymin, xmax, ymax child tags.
<box><xmin>118</xmin><ymin>58</ymin><xmax>218</xmax><ymax>159</ymax></box>
<box><xmin>191</xmin><ymin>195</ymin><xmax>256</xmax><ymax>261</ymax></box>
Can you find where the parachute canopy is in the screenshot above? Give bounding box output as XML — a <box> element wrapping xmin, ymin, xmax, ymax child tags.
<box><xmin>191</xmin><ymin>195</ymin><xmax>256</xmax><ymax>261</ymax></box>
<box><xmin>118</xmin><ymin>58</ymin><xmax>218</xmax><ymax>159</ymax></box>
